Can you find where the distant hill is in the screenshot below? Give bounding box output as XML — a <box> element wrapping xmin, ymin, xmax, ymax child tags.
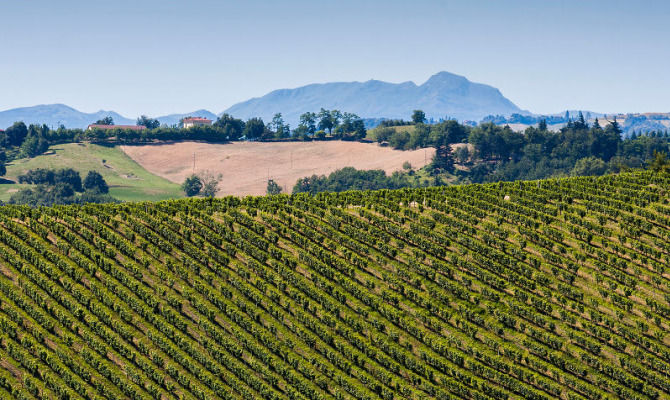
<box><xmin>0</xmin><ymin>104</ymin><xmax>135</xmax><ymax>130</ymax></box>
<box><xmin>224</xmin><ymin>71</ymin><xmax>525</xmax><ymax>126</ymax></box>
<box><xmin>0</xmin><ymin>104</ymin><xmax>218</xmax><ymax>130</ymax></box>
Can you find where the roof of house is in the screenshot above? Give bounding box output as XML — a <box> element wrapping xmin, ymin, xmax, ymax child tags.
<box><xmin>183</xmin><ymin>117</ymin><xmax>212</xmax><ymax>123</ymax></box>
<box><xmin>87</xmin><ymin>124</ymin><xmax>146</xmax><ymax>131</ymax></box>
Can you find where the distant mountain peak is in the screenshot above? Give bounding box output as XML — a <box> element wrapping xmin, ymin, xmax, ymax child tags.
<box><xmin>224</xmin><ymin>71</ymin><xmax>522</xmax><ymax>125</ymax></box>
<box><xmin>422</xmin><ymin>71</ymin><xmax>468</xmax><ymax>85</ymax></box>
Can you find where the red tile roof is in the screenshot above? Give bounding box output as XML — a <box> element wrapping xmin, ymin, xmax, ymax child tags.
<box><xmin>87</xmin><ymin>124</ymin><xmax>146</xmax><ymax>131</ymax></box>
<box><xmin>183</xmin><ymin>117</ymin><xmax>212</xmax><ymax>123</ymax></box>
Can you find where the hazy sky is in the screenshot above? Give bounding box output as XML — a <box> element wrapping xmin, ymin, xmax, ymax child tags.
<box><xmin>2</xmin><ymin>0</ymin><xmax>669</xmax><ymax>117</ymax></box>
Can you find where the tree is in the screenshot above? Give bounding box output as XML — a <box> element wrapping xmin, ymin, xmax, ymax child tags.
<box><xmin>137</xmin><ymin>115</ymin><xmax>160</xmax><ymax>129</ymax></box>
<box><xmin>243</xmin><ymin>118</ymin><xmax>266</xmax><ymax>140</ymax></box>
<box><xmin>214</xmin><ymin>114</ymin><xmax>245</xmax><ymax>140</ymax></box>
<box><xmin>454</xmin><ymin>146</ymin><xmax>470</xmax><ymax>164</ymax></box>
<box><xmin>199</xmin><ymin>171</ymin><xmax>221</xmax><ymax>197</ymax></box>
<box><xmin>299</xmin><ymin>112</ymin><xmax>317</xmax><ymax>135</ymax></box>
<box><xmin>5</xmin><ymin>121</ymin><xmax>28</xmax><ymax>146</ymax></box>
<box><xmin>55</xmin><ymin>168</ymin><xmax>83</xmax><ymax>192</ymax></box>
<box><xmin>18</xmin><ymin>168</ymin><xmax>55</xmax><ymax>184</ymax></box>
<box><xmin>83</xmin><ymin>171</ymin><xmax>109</xmax><ymax>193</ymax></box>
<box><xmin>571</xmin><ymin>156</ymin><xmax>607</xmax><ymax>177</ymax></box>
<box><xmin>181</xmin><ymin>174</ymin><xmax>202</xmax><ymax>196</ymax></box>
<box><xmin>317</xmin><ymin>108</ymin><xmax>334</xmax><ymax>133</ymax></box>
<box><xmin>270</xmin><ymin>113</ymin><xmax>289</xmax><ymax>139</ymax></box>
<box><xmin>19</xmin><ymin>134</ymin><xmax>49</xmax><ymax>158</ymax></box>
<box><xmin>431</xmin><ymin>136</ymin><xmax>455</xmax><ymax>174</ymax></box>
<box><xmin>648</xmin><ymin>151</ymin><xmax>670</xmax><ymax>173</ymax></box>
<box><xmin>412</xmin><ymin>110</ymin><xmax>426</xmax><ymax>124</ymax></box>
<box><xmin>266</xmin><ymin>179</ymin><xmax>282</xmax><ymax>195</ymax></box>
<box><xmin>95</xmin><ymin>116</ymin><xmax>114</xmax><ymax>125</ymax></box>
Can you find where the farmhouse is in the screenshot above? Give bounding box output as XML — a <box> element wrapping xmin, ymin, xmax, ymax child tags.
<box><xmin>87</xmin><ymin>124</ymin><xmax>146</xmax><ymax>131</ymax></box>
<box><xmin>182</xmin><ymin>117</ymin><xmax>212</xmax><ymax>128</ymax></box>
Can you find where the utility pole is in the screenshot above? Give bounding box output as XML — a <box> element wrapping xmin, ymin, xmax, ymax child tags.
<box><xmin>192</xmin><ymin>153</ymin><xmax>196</xmax><ymax>173</ymax></box>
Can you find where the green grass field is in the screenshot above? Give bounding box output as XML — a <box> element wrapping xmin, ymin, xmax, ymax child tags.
<box><xmin>0</xmin><ymin>143</ymin><xmax>183</xmax><ymax>202</ymax></box>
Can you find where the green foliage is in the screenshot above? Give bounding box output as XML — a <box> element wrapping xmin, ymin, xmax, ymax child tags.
<box><xmin>411</xmin><ymin>109</ymin><xmax>426</xmax><ymax>124</ymax></box>
<box><xmin>136</xmin><ymin>115</ymin><xmax>160</xmax><ymax>129</ymax></box>
<box><xmin>266</xmin><ymin>179</ymin><xmax>282</xmax><ymax>195</ymax></box>
<box><xmin>83</xmin><ymin>171</ymin><xmax>109</xmax><ymax>193</ymax></box>
<box><xmin>5</xmin><ymin>121</ymin><xmax>28</xmax><ymax>147</ymax></box>
<box><xmin>181</xmin><ymin>174</ymin><xmax>202</xmax><ymax>196</ymax></box>
<box><xmin>214</xmin><ymin>113</ymin><xmax>245</xmax><ymax>140</ymax></box>
<box><xmin>0</xmin><ymin>171</ymin><xmax>667</xmax><ymax>400</ymax></box>
<box><xmin>10</xmin><ymin>168</ymin><xmax>114</xmax><ymax>206</ymax></box>
<box><xmin>571</xmin><ymin>156</ymin><xmax>607</xmax><ymax>176</ymax></box>
<box><xmin>94</xmin><ymin>116</ymin><xmax>114</xmax><ymax>125</ymax></box>
<box><xmin>242</xmin><ymin>117</ymin><xmax>267</xmax><ymax>140</ymax></box>
<box><xmin>199</xmin><ymin>171</ymin><xmax>222</xmax><ymax>197</ymax></box>
<box><xmin>293</xmin><ymin>166</ymin><xmax>416</xmax><ymax>194</ymax></box>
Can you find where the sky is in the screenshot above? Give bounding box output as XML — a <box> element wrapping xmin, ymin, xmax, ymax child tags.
<box><xmin>1</xmin><ymin>0</ymin><xmax>670</xmax><ymax>117</ymax></box>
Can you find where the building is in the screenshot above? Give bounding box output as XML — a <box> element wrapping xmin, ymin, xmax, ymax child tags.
<box><xmin>182</xmin><ymin>117</ymin><xmax>212</xmax><ymax>128</ymax></box>
<box><xmin>87</xmin><ymin>124</ymin><xmax>146</xmax><ymax>131</ymax></box>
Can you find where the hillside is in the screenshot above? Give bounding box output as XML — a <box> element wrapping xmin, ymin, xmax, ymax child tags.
<box><xmin>0</xmin><ymin>143</ymin><xmax>182</xmax><ymax>202</ymax></box>
<box><xmin>0</xmin><ymin>171</ymin><xmax>668</xmax><ymax>399</ymax></box>
<box><xmin>120</xmin><ymin>141</ymin><xmax>435</xmax><ymax>196</ymax></box>
<box><xmin>224</xmin><ymin>71</ymin><xmax>524</xmax><ymax>126</ymax></box>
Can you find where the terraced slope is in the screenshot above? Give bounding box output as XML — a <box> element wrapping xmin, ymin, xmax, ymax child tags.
<box><xmin>0</xmin><ymin>171</ymin><xmax>669</xmax><ymax>400</ymax></box>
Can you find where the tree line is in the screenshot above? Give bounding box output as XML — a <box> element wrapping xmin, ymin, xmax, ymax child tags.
<box><xmin>8</xmin><ymin>168</ymin><xmax>116</xmax><ymax>206</ymax></box>
<box><xmin>372</xmin><ymin>112</ymin><xmax>670</xmax><ymax>183</ymax></box>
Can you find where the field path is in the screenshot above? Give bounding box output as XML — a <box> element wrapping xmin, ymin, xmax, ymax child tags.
<box><xmin>121</xmin><ymin>141</ymin><xmax>434</xmax><ymax>196</ymax></box>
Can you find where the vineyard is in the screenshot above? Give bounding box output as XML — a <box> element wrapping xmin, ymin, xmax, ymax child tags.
<box><xmin>0</xmin><ymin>170</ymin><xmax>669</xmax><ymax>400</ymax></box>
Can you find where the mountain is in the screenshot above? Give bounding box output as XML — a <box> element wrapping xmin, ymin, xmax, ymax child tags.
<box><xmin>223</xmin><ymin>71</ymin><xmax>524</xmax><ymax>126</ymax></box>
<box><xmin>0</xmin><ymin>104</ymin><xmax>218</xmax><ymax>130</ymax></box>
<box><xmin>0</xmin><ymin>104</ymin><xmax>135</xmax><ymax>130</ymax></box>
<box><xmin>156</xmin><ymin>110</ymin><xmax>218</xmax><ymax>127</ymax></box>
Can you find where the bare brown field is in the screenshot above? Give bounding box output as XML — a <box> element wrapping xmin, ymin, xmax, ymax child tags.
<box><xmin>121</xmin><ymin>141</ymin><xmax>435</xmax><ymax>196</ymax></box>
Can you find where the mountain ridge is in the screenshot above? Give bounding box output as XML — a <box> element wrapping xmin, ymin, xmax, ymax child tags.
<box><xmin>0</xmin><ymin>104</ymin><xmax>218</xmax><ymax>130</ymax></box>
<box><xmin>223</xmin><ymin>71</ymin><xmax>526</xmax><ymax>125</ymax></box>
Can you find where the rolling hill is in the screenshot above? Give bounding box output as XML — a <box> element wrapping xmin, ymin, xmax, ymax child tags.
<box><xmin>224</xmin><ymin>71</ymin><xmax>524</xmax><ymax>126</ymax></box>
<box><xmin>0</xmin><ymin>171</ymin><xmax>668</xmax><ymax>399</ymax></box>
<box><xmin>120</xmin><ymin>141</ymin><xmax>435</xmax><ymax>196</ymax></box>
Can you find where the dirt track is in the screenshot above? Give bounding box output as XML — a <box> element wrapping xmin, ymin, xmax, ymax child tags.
<box><xmin>121</xmin><ymin>141</ymin><xmax>435</xmax><ymax>196</ymax></box>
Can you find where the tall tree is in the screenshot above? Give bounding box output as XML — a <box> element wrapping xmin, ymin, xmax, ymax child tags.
<box><xmin>431</xmin><ymin>135</ymin><xmax>455</xmax><ymax>174</ymax></box>
<box><xmin>266</xmin><ymin>179</ymin><xmax>282</xmax><ymax>195</ymax></box>
<box><xmin>181</xmin><ymin>174</ymin><xmax>202</xmax><ymax>196</ymax></box>
<box><xmin>83</xmin><ymin>171</ymin><xmax>109</xmax><ymax>193</ymax></box>
<box><xmin>243</xmin><ymin>118</ymin><xmax>266</xmax><ymax>140</ymax></box>
<box><xmin>317</xmin><ymin>108</ymin><xmax>334</xmax><ymax>133</ymax></box>
<box><xmin>412</xmin><ymin>110</ymin><xmax>426</xmax><ymax>124</ymax></box>
<box><xmin>214</xmin><ymin>113</ymin><xmax>245</xmax><ymax>140</ymax></box>
<box><xmin>95</xmin><ymin>116</ymin><xmax>114</xmax><ymax>125</ymax></box>
<box><xmin>5</xmin><ymin>121</ymin><xmax>28</xmax><ymax>146</ymax></box>
<box><xmin>137</xmin><ymin>115</ymin><xmax>160</xmax><ymax>129</ymax></box>
<box><xmin>298</xmin><ymin>112</ymin><xmax>317</xmax><ymax>135</ymax></box>
<box><xmin>270</xmin><ymin>113</ymin><xmax>289</xmax><ymax>138</ymax></box>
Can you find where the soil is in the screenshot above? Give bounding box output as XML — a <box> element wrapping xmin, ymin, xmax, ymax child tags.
<box><xmin>121</xmin><ymin>141</ymin><xmax>435</xmax><ymax>196</ymax></box>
